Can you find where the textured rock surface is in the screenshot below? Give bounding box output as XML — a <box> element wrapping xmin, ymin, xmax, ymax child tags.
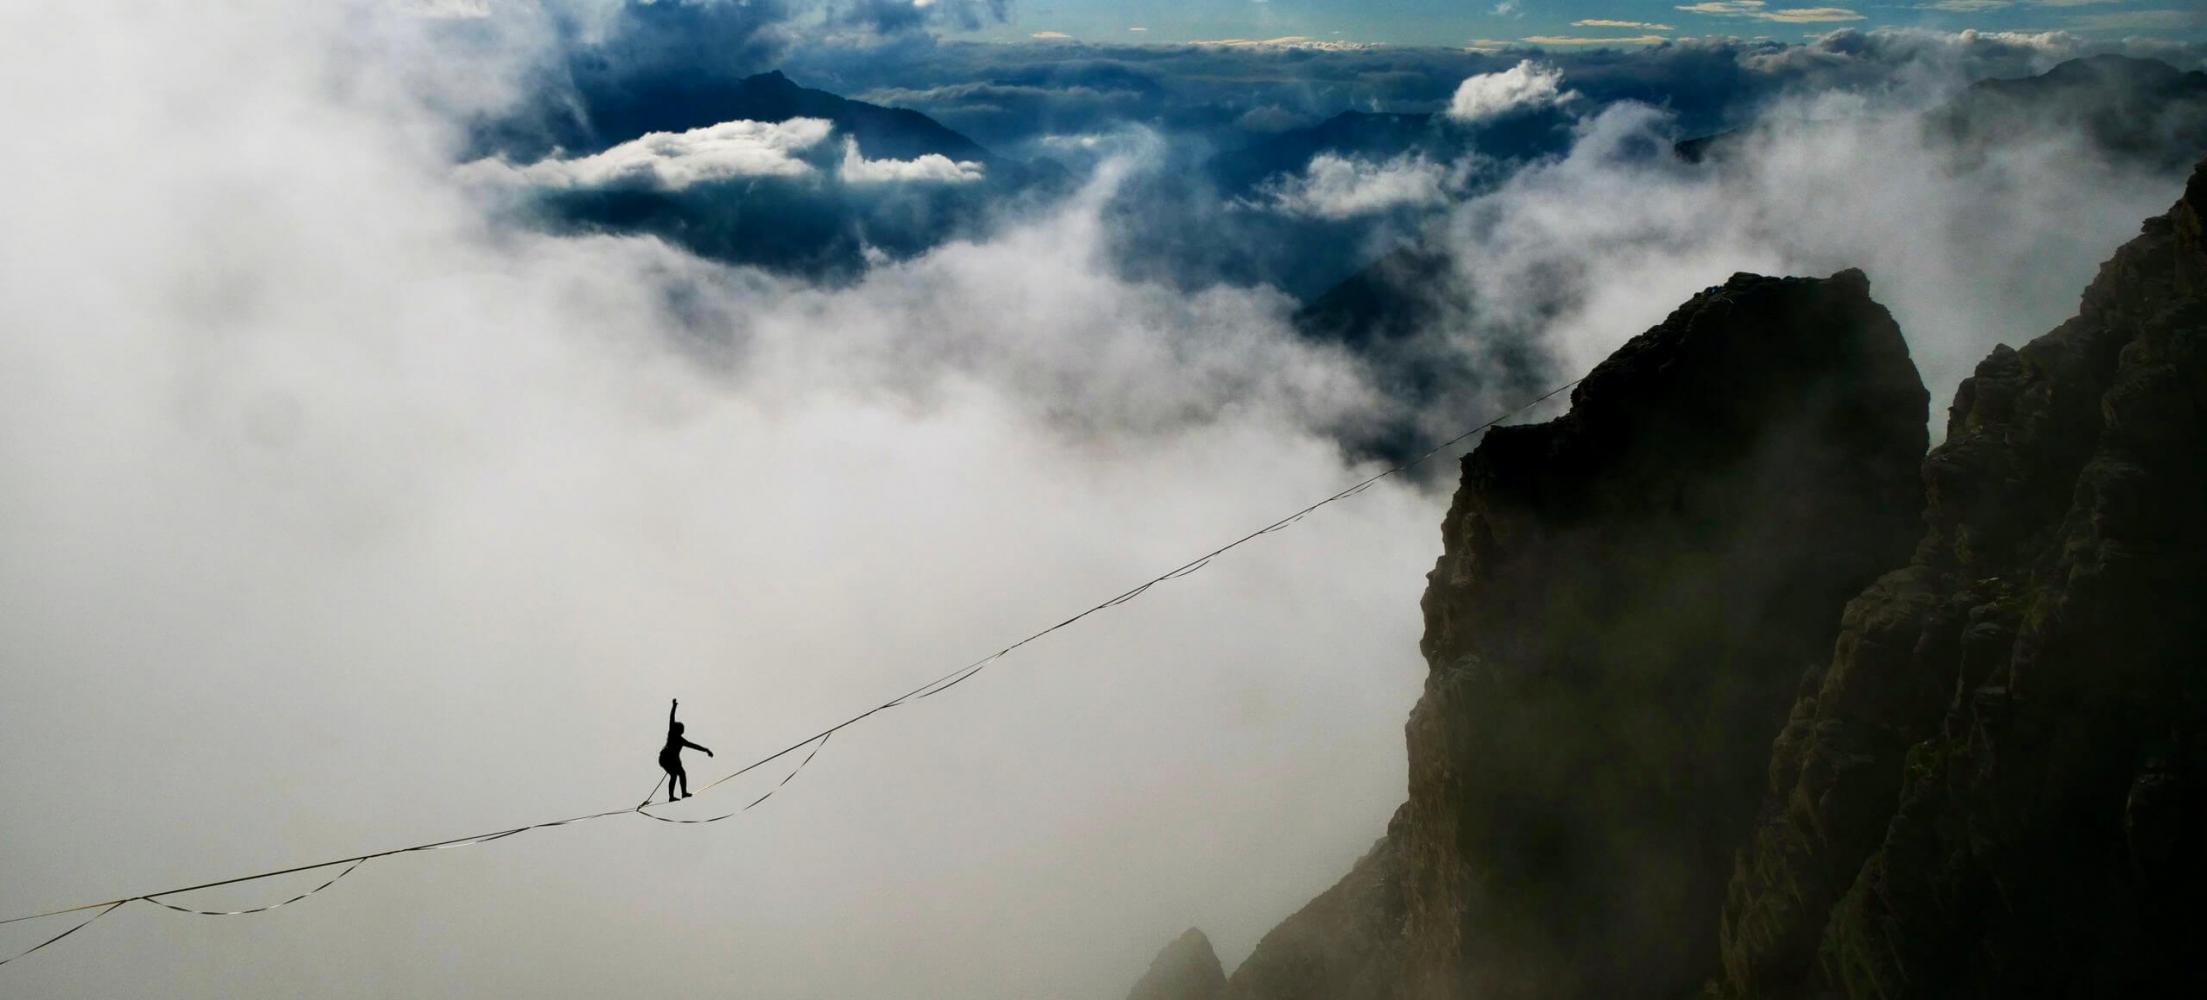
<box><xmin>1402</xmin><ymin>269</ymin><xmax>1931</xmax><ymax>999</ymax></box>
<box><xmin>1126</xmin><ymin>159</ymin><xmax>2207</xmax><ymax>1000</ymax></box>
<box><xmin>1715</xmin><ymin>161</ymin><xmax>2207</xmax><ymax>999</ymax></box>
<box><xmin>1218</xmin><ymin>810</ymin><xmax>1409</xmax><ymax>1000</ymax></box>
<box><xmin>1127</xmin><ymin>928</ymin><xmax>1228</xmax><ymax>1000</ymax></box>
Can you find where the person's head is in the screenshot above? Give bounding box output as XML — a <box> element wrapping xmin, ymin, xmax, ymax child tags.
<box><xmin>671</xmin><ymin>721</ymin><xmax>685</xmax><ymax>735</ymax></box>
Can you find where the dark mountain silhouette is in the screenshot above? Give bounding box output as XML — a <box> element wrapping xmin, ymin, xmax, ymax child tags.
<box><xmin>1128</xmin><ymin>157</ymin><xmax>2207</xmax><ymax>999</ymax></box>
<box><xmin>572</xmin><ymin>68</ymin><xmax>999</xmax><ymax>165</ymax></box>
<box><xmin>506</xmin><ymin>71</ymin><xmax>1062</xmax><ymax>280</ymax></box>
<box><xmin>1124</xmin><ymin>928</ymin><xmax>1226</xmax><ymax>1000</ymax></box>
<box><xmin>1212</xmin><ymin>112</ymin><xmax>1446</xmax><ymax>193</ymax></box>
<box><xmin>1290</xmin><ymin>245</ymin><xmax>1549</xmax><ymax>466</ymax></box>
<box><xmin>1928</xmin><ymin>53</ymin><xmax>2207</xmax><ymax>171</ymax></box>
<box><xmin>1292</xmin><ymin>245</ymin><xmax>1454</xmax><ymax>350</ymax></box>
<box><xmin>1679</xmin><ymin>54</ymin><xmax>2207</xmax><ymax>167</ymax></box>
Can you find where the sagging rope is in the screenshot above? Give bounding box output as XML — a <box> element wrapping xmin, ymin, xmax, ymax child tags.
<box><xmin>144</xmin><ymin>861</ymin><xmax>368</xmax><ymax>916</ymax></box>
<box><xmin>0</xmin><ymin>375</ymin><xmax>1585</xmax><ymax>969</ymax></box>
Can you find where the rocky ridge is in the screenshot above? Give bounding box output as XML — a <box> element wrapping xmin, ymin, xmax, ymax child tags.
<box><xmin>1126</xmin><ymin>157</ymin><xmax>2207</xmax><ymax>1000</ymax></box>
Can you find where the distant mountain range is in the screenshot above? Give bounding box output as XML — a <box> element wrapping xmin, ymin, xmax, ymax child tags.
<box><xmin>1208</xmin><ymin>105</ymin><xmax>1577</xmax><ymax>196</ymax></box>
<box><xmin>1678</xmin><ymin>54</ymin><xmax>2207</xmax><ymax>166</ymax></box>
<box><xmin>495</xmin><ymin>70</ymin><xmax>1062</xmax><ymax>281</ymax></box>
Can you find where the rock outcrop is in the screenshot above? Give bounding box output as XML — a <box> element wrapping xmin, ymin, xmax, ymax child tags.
<box><xmin>1403</xmin><ymin>269</ymin><xmax>1929</xmax><ymax>999</ymax></box>
<box><xmin>1129</xmin><ymin>157</ymin><xmax>2207</xmax><ymax>1000</ymax></box>
<box><xmin>1219</xmin><ymin>811</ymin><xmax>1409</xmax><ymax>1000</ymax></box>
<box><xmin>1715</xmin><ymin>160</ymin><xmax>2207</xmax><ymax>1000</ymax></box>
<box><xmin>1127</xmin><ymin>928</ymin><xmax>1228</xmax><ymax>1000</ymax></box>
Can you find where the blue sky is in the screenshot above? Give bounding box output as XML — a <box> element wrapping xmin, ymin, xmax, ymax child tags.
<box><xmin>964</xmin><ymin>0</ymin><xmax>2207</xmax><ymax>46</ymax></box>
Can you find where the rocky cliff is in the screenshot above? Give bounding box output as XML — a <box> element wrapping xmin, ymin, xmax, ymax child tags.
<box><xmin>1126</xmin><ymin>928</ymin><xmax>1228</xmax><ymax>1000</ymax></box>
<box><xmin>1127</xmin><ymin>158</ymin><xmax>2206</xmax><ymax>1000</ymax></box>
<box><xmin>1715</xmin><ymin>160</ymin><xmax>2207</xmax><ymax>1000</ymax></box>
<box><xmin>1402</xmin><ymin>269</ymin><xmax>1929</xmax><ymax>999</ymax></box>
<box><xmin>1130</xmin><ymin>267</ymin><xmax>1931</xmax><ymax>999</ymax></box>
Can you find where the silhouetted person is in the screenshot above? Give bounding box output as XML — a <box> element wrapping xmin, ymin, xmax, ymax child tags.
<box><xmin>660</xmin><ymin>698</ymin><xmax>712</xmax><ymax>802</ymax></box>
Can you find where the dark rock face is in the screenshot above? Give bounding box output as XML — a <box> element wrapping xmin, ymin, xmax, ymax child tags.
<box><xmin>1127</xmin><ymin>928</ymin><xmax>1228</xmax><ymax>1000</ymax></box>
<box><xmin>1127</xmin><ymin>155</ymin><xmax>2207</xmax><ymax>1000</ymax></box>
<box><xmin>1219</xmin><ymin>811</ymin><xmax>1409</xmax><ymax>1000</ymax></box>
<box><xmin>1716</xmin><ymin>162</ymin><xmax>2207</xmax><ymax>999</ymax></box>
<box><xmin>1404</xmin><ymin>269</ymin><xmax>1930</xmax><ymax>999</ymax></box>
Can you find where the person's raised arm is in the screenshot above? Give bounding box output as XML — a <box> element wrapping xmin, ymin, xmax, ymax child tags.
<box><xmin>669</xmin><ymin>698</ymin><xmax>678</xmax><ymax>730</ymax></box>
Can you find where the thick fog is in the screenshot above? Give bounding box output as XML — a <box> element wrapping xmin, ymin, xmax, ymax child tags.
<box><xmin>2</xmin><ymin>3</ymin><xmax>2199</xmax><ymax>1000</ymax></box>
<box><xmin>0</xmin><ymin>5</ymin><xmax>1429</xmax><ymax>998</ymax></box>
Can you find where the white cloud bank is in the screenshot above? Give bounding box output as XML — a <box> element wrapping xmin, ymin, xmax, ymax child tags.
<box><xmin>460</xmin><ymin>120</ymin><xmax>988</xmax><ymax>190</ymax></box>
<box><xmin>1261</xmin><ymin>153</ymin><xmax>1466</xmax><ymax>219</ymax></box>
<box><xmin>1447</xmin><ymin>59</ymin><xmax>1577</xmax><ymax>121</ymax></box>
<box><xmin>839</xmin><ymin>137</ymin><xmax>987</xmax><ymax>184</ymax></box>
<box><xmin>468</xmin><ymin>118</ymin><xmax>835</xmax><ymax>189</ymax></box>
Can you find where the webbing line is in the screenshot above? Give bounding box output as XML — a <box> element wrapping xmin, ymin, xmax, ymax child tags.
<box><xmin>0</xmin><ymin>374</ymin><xmax>1582</xmax><ymax>966</ymax></box>
<box><xmin>0</xmin><ymin>904</ymin><xmax>124</xmax><ymax>969</ymax></box>
<box><xmin>144</xmin><ymin>860</ymin><xmax>367</xmax><ymax>916</ymax></box>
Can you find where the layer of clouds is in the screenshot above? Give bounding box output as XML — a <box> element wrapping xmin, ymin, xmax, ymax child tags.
<box><xmin>1447</xmin><ymin>59</ymin><xmax>1577</xmax><ymax>121</ymax></box>
<box><xmin>773</xmin><ymin>31</ymin><xmax>2205</xmax><ymax>157</ymax></box>
<box><xmin>827</xmin><ymin>0</ymin><xmax>1012</xmax><ymax>39</ymax></box>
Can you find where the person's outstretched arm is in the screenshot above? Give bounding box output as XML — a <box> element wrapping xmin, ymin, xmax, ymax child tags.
<box><xmin>669</xmin><ymin>698</ymin><xmax>678</xmax><ymax>730</ymax></box>
<box><xmin>683</xmin><ymin>738</ymin><xmax>713</xmax><ymax>756</ymax></box>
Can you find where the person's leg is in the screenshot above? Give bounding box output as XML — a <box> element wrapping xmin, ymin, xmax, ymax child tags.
<box><xmin>666</xmin><ymin>767</ymin><xmax>681</xmax><ymax>803</ymax></box>
<box><xmin>674</xmin><ymin>766</ymin><xmax>689</xmax><ymax>800</ymax></box>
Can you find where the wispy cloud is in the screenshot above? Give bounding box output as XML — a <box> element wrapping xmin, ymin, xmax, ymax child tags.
<box><xmin>1572</xmin><ymin>19</ymin><xmax>1677</xmax><ymax>30</ymax></box>
<box><xmin>2063</xmin><ymin>9</ymin><xmax>2207</xmax><ymax>30</ymax></box>
<box><xmin>837</xmin><ymin>137</ymin><xmax>986</xmax><ymax>184</ymax></box>
<box><xmin>1187</xmin><ymin>35</ymin><xmax>1378</xmax><ymax>51</ymax></box>
<box><xmin>1259</xmin><ymin>152</ymin><xmax>1463</xmax><ymax>219</ymax></box>
<box><xmin>1921</xmin><ymin>0</ymin><xmax>2014</xmax><ymax>11</ymax></box>
<box><xmin>1677</xmin><ymin>1</ymin><xmax>1867</xmax><ymax>22</ymax></box>
<box><xmin>1527</xmin><ymin>34</ymin><xmax>1672</xmax><ymax>46</ymax></box>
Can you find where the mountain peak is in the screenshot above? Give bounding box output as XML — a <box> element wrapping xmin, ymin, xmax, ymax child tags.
<box><xmin>1125</xmin><ymin>928</ymin><xmax>1225</xmax><ymax>1000</ymax></box>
